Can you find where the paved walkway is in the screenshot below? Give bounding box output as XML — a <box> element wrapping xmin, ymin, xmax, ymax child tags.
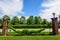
<box><xmin>0</xmin><ymin>29</ymin><xmax>60</xmax><ymax>32</ymax></box>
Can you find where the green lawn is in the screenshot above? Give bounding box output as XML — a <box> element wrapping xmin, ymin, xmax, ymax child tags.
<box><xmin>0</xmin><ymin>35</ymin><xmax>60</xmax><ymax>40</ymax></box>
<box><xmin>0</xmin><ymin>29</ymin><xmax>60</xmax><ymax>40</ymax></box>
<box><xmin>0</xmin><ymin>32</ymin><xmax>59</xmax><ymax>40</ymax></box>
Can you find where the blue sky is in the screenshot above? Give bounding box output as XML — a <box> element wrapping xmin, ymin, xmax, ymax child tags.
<box><xmin>23</xmin><ymin>0</ymin><xmax>43</xmax><ymax>16</ymax></box>
<box><xmin>0</xmin><ymin>0</ymin><xmax>60</xmax><ymax>21</ymax></box>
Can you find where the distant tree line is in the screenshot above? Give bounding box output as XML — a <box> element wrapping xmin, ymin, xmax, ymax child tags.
<box><xmin>0</xmin><ymin>15</ymin><xmax>60</xmax><ymax>28</ymax></box>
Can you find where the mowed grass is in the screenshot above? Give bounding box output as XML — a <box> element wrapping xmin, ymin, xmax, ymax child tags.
<box><xmin>0</xmin><ymin>35</ymin><xmax>60</xmax><ymax>40</ymax></box>
<box><xmin>0</xmin><ymin>32</ymin><xmax>60</xmax><ymax>40</ymax></box>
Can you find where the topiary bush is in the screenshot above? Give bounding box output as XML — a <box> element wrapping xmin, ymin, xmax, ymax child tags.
<box><xmin>11</xmin><ymin>25</ymin><xmax>49</xmax><ymax>28</ymax></box>
<box><xmin>15</xmin><ymin>28</ymin><xmax>45</xmax><ymax>36</ymax></box>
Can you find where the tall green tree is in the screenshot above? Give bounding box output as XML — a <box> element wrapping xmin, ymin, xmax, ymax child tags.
<box><xmin>27</xmin><ymin>16</ymin><xmax>34</xmax><ymax>25</ymax></box>
<box><xmin>11</xmin><ymin>16</ymin><xmax>19</xmax><ymax>25</ymax></box>
<box><xmin>20</xmin><ymin>16</ymin><xmax>26</xmax><ymax>24</ymax></box>
<box><xmin>42</xmin><ymin>19</ymin><xmax>48</xmax><ymax>25</ymax></box>
<box><xmin>0</xmin><ymin>19</ymin><xmax>2</xmax><ymax>28</ymax></box>
<box><xmin>0</xmin><ymin>19</ymin><xmax>2</xmax><ymax>24</ymax></box>
<box><xmin>35</xmin><ymin>16</ymin><xmax>42</xmax><ymax>24</ymax></box>
<box><xmin>47</xmin><ymin>22</ymin><xmax>52</xmax><ymax>28</ymax></box>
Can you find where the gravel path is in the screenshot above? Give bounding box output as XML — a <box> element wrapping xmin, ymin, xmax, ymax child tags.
<box><xmin>0</xmin><ymin>28</ymin><xmax>60</xmax><ymax>32</ymax></box>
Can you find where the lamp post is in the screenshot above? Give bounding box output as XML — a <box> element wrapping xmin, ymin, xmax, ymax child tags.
<box><xmin>51</xmin><ymin>13</ymin><xmax>58</xmax><ymax>35</ymax></box>
<box><xmin>2</xmin><ymin>17</ymin><xmax>8</xmax><ymax>36</ymax></box>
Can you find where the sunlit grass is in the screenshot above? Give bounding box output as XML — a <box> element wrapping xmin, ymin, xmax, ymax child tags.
<box><xmin>0</xmin><ymin>35</ymin><xmax>60</xmax><ymax>40</ymax></box>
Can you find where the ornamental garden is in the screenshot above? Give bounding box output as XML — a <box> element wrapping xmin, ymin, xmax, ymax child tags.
<box><xmin>0</xmin><ymin>13</ymin><xmax>60</xmax><ymax>40</ymax></box>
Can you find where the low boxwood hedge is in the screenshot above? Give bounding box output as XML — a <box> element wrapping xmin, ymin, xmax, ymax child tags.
<box><xmin>11</xmin><ymin>25</ymin><xmax>52</xmax><ymax>28</ymax></box>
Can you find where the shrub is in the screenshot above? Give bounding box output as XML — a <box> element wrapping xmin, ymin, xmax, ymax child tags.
<box><xmin>11</xmin><ymin>25</ymin><xmax>49</xmax><ymax>28</ymax></box>
<box><xmin>15</xmin><ymin>28</ymin><xmax>45</xmax><ymax>36</ymax></box>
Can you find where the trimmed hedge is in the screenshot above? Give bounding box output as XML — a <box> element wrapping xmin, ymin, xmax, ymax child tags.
<box><xmin>11</xmin><ymin>24</ymin><xmax>52</xmax><ymax>28</ymax></box>
<box><xmin>8</xmin><ymin>24</ymin><xmax>60</xmax><ymax>28</ymax></box>
<box><xmin>1</xmin><ymin>24</ymin><xmax>60</xmax><ymax>28</ymax></box>
<box><xmin>15</xmin><ymin>28</ymin><xmax>45</xmax><ymax>36</ymax></box>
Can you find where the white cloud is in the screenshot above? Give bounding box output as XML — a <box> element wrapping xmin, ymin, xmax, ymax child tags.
<box><xmin>39</xmin><ymin>0</ymin><xmax>60</xmax><ymax>21</ymax></box>
<box><xmin>0</xmin><ymin>0</ymin><xmax>23</xmax><ymax>17</ymax></box>
<box><xmin>17</xmin><ymin>16</ymin><xmax>29</xmax><ymax>20</ymax></box>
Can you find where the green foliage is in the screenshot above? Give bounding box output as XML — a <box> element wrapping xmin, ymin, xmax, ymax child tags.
<box><xmin>0</xmin><ymin>15</ymin><xmax>53</xmax><ymax>28</ymax></box>
<box><xmin>8</xmin><ymin>23</ymin><xmax>45</xmax><ymax>36</ymax></box>
<box><xmin>58</xmin><ymin>24</ymin><xmax>60</xmax><ymax>28</ymax></box>
<box><xmin>11</xmin><ymin>16</ymin><xmax>19</xmax><ymax>25</ymax></box>
<box><xmin>42</xmin><ymin>19</ymin><xmax>48</xmax><ymax>25</ymax></box>
<box><xmin>15</xmin><ymin>28</ymin><xmax>45</xmax><ymax>36</ymax></box>
<box><xmin>8</xmin><ymin>23</ymin><xmax>21</xmax><ymax>33</ymax></box>
<box><xmin>35</xmin><ymin>16</ymin><xmax>42</xmax><ymax>24</ymax></box>
<box><xmin>20</xmin><ymin>16</ymin><xmax>26</xmax><ymax>24</ymax></box>
<box><xmin>11</xmin><ymin>24</ymin><xmax>51</xmax><ymax>28</ymax></box>
<box><xmin>0</xmin><ymin>35</ymin><xmax>60</xmax><ymax>40</ymax></box>
<box><xmin>0</xmin><ymin>19</ymin><xmax>2</xmax><ymax>24</ymax></box>
<box><xmin>27</xmin><ymin>16</ymin><xmax>34</xmax><ymax>25</ymax></box>
<box><xmin>21</xmin><ymin>30</ymin><xmax>30</xmax><ymax>35</ymax></box>
<box><xmin>47</xmin><ymin>22</ymin><xmax>52</xmax><ymax>28</ymax></box>
<box><xmin>8</xmin><ymin>23</ymin><xmax>16</xmax><ymax>32</ymax></box>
